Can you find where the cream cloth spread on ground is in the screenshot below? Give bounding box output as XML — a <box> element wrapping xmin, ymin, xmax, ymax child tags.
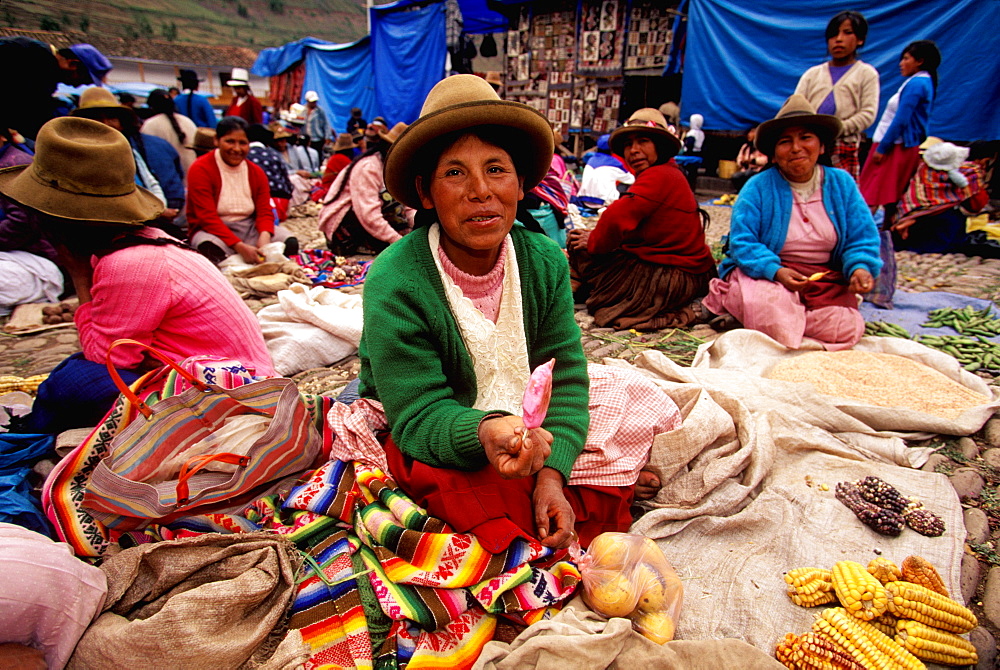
<box><xmin>257</xmin><ymin>284</ymin><xmax>363</xmax><ymax>376</ymax></box>
<box><xmin>580</xmin><ymin>329</ymin><xmax>996</xmax><ymax>656</ymax></box>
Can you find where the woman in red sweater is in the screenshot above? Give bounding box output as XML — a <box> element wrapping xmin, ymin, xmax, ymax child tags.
<box><xmin>567</xmin><ymin>108</ymin><xmax>716</xmax><ymax>330</ymax></box>
<box><xmin>187</xmin><ymin>116</ymin><xmax>295</xmax><ymax>265</ymax></box>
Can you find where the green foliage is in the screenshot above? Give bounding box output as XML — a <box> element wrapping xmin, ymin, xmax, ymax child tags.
<box><xmin>268</xmin><ymin>0</ymin><xmax>285</xmax><ymax>14</ymax></box>
<box><xmin>237</xmin><ymin>3</ymin><xmax>249</xmax><ymax>17</ymax></box>
<box><xmin>79</xmin><ymin>15</ymin><xmax>91</xmax><ymax>31</ymax></box>
<box><xmin>3</xmin><ymin>8</ymin><xmax>16</xmax><ymax>25</ymax></box>
<box><xmin>39</xmin><ymin>16</ymin><xmax>60</xmax><ymax>30</ymax></box>
<box><xmin>161</xmin><ymin>20</ymin><xmax>178</xmax><ymax>40</ymax></box>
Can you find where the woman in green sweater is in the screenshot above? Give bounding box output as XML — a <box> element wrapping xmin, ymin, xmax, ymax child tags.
<box><xmin>359</xmin><ymin>75</ymin><xmax>656</xmax><ymax>552</ymax></box>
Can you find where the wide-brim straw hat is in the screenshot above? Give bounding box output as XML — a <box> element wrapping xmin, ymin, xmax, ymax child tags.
<box><xmin>384</xmin><ymin>74</ymin><xmax>553</xmax><ymax>210</ymax></box>
<box><xmin>227</xmin><ymin>67</ymin><xmax>250</xmax><ymax>87</ymax></box>
<box><xmin>0</xmin><ymin>117</ymin><xmax>163</xmax><ymax>225</ymax></box>
<box><xmin>332</xmin><ymin>133</ymin><xmax>355</xmax><ymax>152</ymax></box>
<box><xmin>71</xmin><ymin>86</ymin><xmax>136</xmax><ymax>126</ymax></box>
<box><xmin>609</xmin><ymin>108</ymin><xmax>681</xmax><ymax>160</ymax></box>
<box><xmin>755</xmin><ymin>94</ymin><xmax>842</xmax><ymax>157</ymax></box>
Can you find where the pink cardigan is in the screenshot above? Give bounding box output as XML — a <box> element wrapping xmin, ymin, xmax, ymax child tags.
<box><xmin>317</xmin><ymin>153</ymin><xmax>413</xmax><ymax>243</ymax></box>
<box><xmin>75</xmin><ymin>228</ymin><xmax>276</xmax><ymax>375</ymax></box>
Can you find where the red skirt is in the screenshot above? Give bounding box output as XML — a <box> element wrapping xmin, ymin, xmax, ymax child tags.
<box><xmin>859</xmin><ymin>143</ymin><xmax>921</xmax><ymax>207</ymax></box>
<box><xmin>382</xmin><ymin>436</ymin><xmax>634</xmax><ymax>554</ymax></box>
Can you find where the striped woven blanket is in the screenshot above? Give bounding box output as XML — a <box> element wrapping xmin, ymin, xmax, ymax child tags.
<box><xmin>898</xmin><ymin>160</ymin><xmax>986</xmax><ymax>223</ymax></box>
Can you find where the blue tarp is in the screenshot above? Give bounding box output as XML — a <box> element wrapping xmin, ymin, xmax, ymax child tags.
<box><xmin>251</xmin><ymin>4</ymin><xmax>447</xmax><ymax>130</ymax></box>
<box><xmin>371</xmin><ymin>1</ymin><xmax>447</xmax><ymax>126</ymax></box>
<box><xmin>301</xmin><ymin>39</ymin><xmax>376</xmax><ymax>136</ymax></box>
<box><xmin>379</xmin><ymin>0</ymin><xmax>507</xmax><ymax>33</ymax></box>
<box><xmin>681</xmin><ymin>0</ymin><xmax>1000</xmax><ymax>141</ymax></box>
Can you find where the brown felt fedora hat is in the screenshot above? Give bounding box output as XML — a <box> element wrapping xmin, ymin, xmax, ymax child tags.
<box><xmin>71</xmin><ymin>86</ymin><xmax>137</xmax><ymax>127</ymax></box>
<box><xmin>332</xmin><ymin>132</ymin><xmax>355</xmax><ymax>152</ymax></box>
<box><xmin>755</xmin><ymin>94</ymin><xmax>842</xmax><ymax>157</ymax></box>
<box><xmin>384</xmin><ymin>74</ymin><xmax>554</xmax><ymax>210</ymax></box>
<box><xmin>0</xmin><ymin>117</ymin><xmax>163</xmax><ymax>224</ymax></box>
<box><xmin>609</xmin><ymin>107</ymin><xmax>681</xmax><ymax>160</ymax></box>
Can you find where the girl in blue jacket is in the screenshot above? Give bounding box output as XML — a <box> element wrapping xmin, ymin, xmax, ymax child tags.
<box><xmin>859</xmin><ymin>40</ymin><xmax>941</xmax><ymax>211</ymax></box>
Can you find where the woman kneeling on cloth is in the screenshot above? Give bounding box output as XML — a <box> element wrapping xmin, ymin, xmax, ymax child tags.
<box><xmin>361</xmin><ymin>75</ymin><xmax>669</xmax><ymax>552</ymax></box>
<box><xmin>567</xmin><ymin>108</ymin><xmax>716</xmax><ymax>330</ymax></box>
<box><xmin>0</xmin><ymin>117</ymin><xmax>275</xmax><ymax>434</ymax></box>
<box><xmin>701</xmin><ymin>95</ymin><xmax>882</xmax><ymax>350</ymax></box>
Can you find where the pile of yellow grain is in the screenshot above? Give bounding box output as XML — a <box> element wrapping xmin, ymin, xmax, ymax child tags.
<box><xmin>767</xmin><ymin>351</ymin><xmax>989</xmax><ymax>419</ymax></box>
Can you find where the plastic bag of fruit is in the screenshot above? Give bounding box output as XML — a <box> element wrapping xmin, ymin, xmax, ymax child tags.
<box><xmin>575</xmin><ymin>532</ymin><xmax>683</xmax><ymax>644</ymax></box>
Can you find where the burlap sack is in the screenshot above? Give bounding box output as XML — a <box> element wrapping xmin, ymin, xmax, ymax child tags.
<box><xmin>600</xmin><ymin>347</ymin><xmax>967</xmax><ymax>654</ymax></box>
<box><xmin>68</xmin><ymin>533</ymin><xmax>309</xmax><ymax>670</ymax></box>
<box><xmin>474</xmin><ymin>596</ymin><xmax>784</xmax><ymax>670</ymax></box>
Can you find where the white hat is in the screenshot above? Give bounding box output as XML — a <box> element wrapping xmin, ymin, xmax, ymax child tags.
<box><xmin>227</xmin><ymin>67</ymin><xmax>250</xmax><ymax>87</ymax></box>
<box><xmin>305</xmin><ymin>90</ymin><xmax>319</xmax><ymax>103</ymax></box>
<box><xmin>282</xmin><ymin>103</ymin><xmax>307</xmax><ymax>125</ymax></box>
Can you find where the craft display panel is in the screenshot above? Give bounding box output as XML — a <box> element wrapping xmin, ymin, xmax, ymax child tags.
<box><xmin>528</xmin><ymin>3</ymin><xmax>577</xmax><ymax>92</ymax></box>
<box><xmin>577</xmin><ymin>0</ymin><xmax>625</xmax><ymax>76</ymax></box>
<box><xmin>624</xmin><ymin>2</ymin><xmax>674</xmax><ymax>71</ymax></box>
<box><xmin>589</xmin><ymin>85</ymin><xmax>622</xmax><ymax>134</ymax></box>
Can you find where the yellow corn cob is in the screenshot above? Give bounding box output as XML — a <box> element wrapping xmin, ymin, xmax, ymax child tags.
<box><xmin>869</xmin><ymin>611</ymin><xmax>901</xmax><ymax>638</ymax></box>
<box><xmin>884</xmin><ymin>581</ymin><xmax>977</xmax><ymax>634</ymax></box>
<box><xmin>0</xmin><ymin>374</ymin><xmax>48</xmax><ymax>395</ymax></box>
<box><xmin>813</xmin><ymin>607</ymin><xmax>926</xmax><ymax>670</ymax></box>
<box><xmin>785</xmin><ymin>567</ymin><xmax>838</xmax><ymax>607</ymax></box>
<box><xmin>775</xmin><ymin>632</ymin><xmax>798</xmax><ymax>669</ymax></box>
<box><xmin>894</xmin><ymin>619</ymin><xmax>978</xmax><ymax>666</ymax></box>
<box><xmin>832</xmin><ymin>560</ymin><xmax>888</xmax><ymax>620</ymax></box>
<box><xmin>900</xmin><ymin>556</ymin><xmax>949</xmax><ymax>598</ymax></box>
<box><xmin>775</xmin><ymin>630</ymin><xmax>868</xmax><ymax>670</ymax></box>
<box><xmin>867</xmin><ymin>557</ymin><xmax>903</xmax><ymax>585</ymax></box>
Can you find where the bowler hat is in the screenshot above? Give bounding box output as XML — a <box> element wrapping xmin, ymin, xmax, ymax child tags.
<box><xmin>384</xmin><ymin>74</ymin><xmax>553</xmax><ymax>210</ymax></box>
<box><xmin>0</xmin><ymin>117</ymin><xmax>163</xmax><ymax>224</ymax></box>
<box><xmin>754</xmin><ymin>94</ymin><xmax>842</xmax><ymax>157</ymax></box>
<box><xmin>609</xmin><ymin>108</ymin><xmax>681</xmax><ymax>160</ymax></box>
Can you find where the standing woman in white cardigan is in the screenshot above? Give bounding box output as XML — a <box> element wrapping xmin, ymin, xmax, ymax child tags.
<box><xmin>795</xmin><ymin>11</ymin><xmax>879</xmax><ymax>182</ymax></box>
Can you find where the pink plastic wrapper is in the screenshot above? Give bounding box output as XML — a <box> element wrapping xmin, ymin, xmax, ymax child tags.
<box><xmin>522</xmin><ymin>358</ymin><xmax>555</xmax><ymax>429</ymax></box>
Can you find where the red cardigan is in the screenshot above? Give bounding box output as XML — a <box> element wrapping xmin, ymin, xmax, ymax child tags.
<box><xmin>187</xmin><ymin>150</ymin><xmax>274</xmax><ymax>248</ymax></box>
<box><xmin>225</xmin><ymin>96</ymin><xmax>264</xmax><ymax>125</ymax></box>
<box><xmin>588</xmin><ymin>161</ymin><xmax>715</xmax><ymax>272</ymax></box>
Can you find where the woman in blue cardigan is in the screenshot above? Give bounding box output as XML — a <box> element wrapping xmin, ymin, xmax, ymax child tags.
<box><xmin>701</xmin><ymin>95</ymin><xmax>882</xmax><ymax>350</ymax></box>
<box><xmin>859</xmin><ymin>40</ymin><xmax>940</xmax><ymax>211</ymax></box>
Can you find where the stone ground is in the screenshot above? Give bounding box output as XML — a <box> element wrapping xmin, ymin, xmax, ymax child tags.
<box><xmin>3</xmin><ymin>200</ymin><xmax>1000</xmax><ymax>666</ymax></box>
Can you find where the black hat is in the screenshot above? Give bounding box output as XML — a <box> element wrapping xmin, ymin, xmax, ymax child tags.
<box><xmin>178</xmin><ymin>69</ymin><xmax>200</xmax><ymax>88</ymax></box>
<box><xmin>246</xmin><ymin>123</ymin><xmax>274</xmax><ymax>144</ymax></box>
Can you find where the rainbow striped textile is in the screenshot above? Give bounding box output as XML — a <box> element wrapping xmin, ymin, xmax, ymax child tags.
<box><xmin>42</xmin><ymin>361</ymin><xmax>582</xmax><ymax>669</ymax></box>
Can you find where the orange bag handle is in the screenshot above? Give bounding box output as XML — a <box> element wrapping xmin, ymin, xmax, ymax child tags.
<box><xmin>106</xmin><ymin>338</ymin><xmax>210</xmax><ymax>419</ymax></box>
<box><xmin>175</xmin><ymin>452</ymin><xmax>250</xmax><ymax>505</ymax></box>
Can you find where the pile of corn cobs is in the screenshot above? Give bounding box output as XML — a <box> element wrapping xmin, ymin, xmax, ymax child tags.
<box><xmin>835</xmin><ymin>476</ymin><xmax>945</xmax><ymax>537</ymax></box>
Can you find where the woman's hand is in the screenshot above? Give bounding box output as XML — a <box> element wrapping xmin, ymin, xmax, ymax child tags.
<box><xmin>872</xmin><ymin>151</ymin><xmax>885</xmax><ymax>165</ymax></box>
<box><xmin>774</xmin><ymin>267</ymin><xmax>809</xmax><ymax>293</ymax></box>
<box><xmin>848</xmin><ymin>268</ymin><xmax>874</xmax><ymax>294</ymax></box>
<box><xmin>479</xmin><ymin>415</ymin><xmax>552</xmax><ymax>479</ymax></box>
<box><xmin>566</xmin><ymin>228</ymin><xmax>590</xmax><ymax>252</ymax></box>
<box><xmin>257</xmin><ymin>231</ymin><xmax>272</xmax><ymax>248</ymax></box>
<box><xmin>234</xmin><ymin>241</ymin><xmax>261</xmax><ymax>264</ymax></box>
<box><xmin>533</xmin><ymin>467</ymin><xmax>576</xmax><ymax>549</ymax></box>
<box><xmin>160</xmin><ymin>208</ymin><xmax>179</xmax><ymax>220</ymax></box>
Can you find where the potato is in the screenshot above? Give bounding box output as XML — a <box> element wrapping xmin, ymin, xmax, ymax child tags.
<box><xmin>631</xmin><ymin>611</ymin><xmax>676</xmax><ymax>644</ymax></box>
<box><xmin>585</xmin><ymin>572</ymin><xmax>638</xmax><ymax>618</ymax></box>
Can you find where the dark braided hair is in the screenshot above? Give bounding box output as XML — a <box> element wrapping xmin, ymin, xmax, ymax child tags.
<box><xmin>147</xmin><ymin>88</ymin><xmax>187</xmax><ymax>145</ymax></box>
<box><xmin>902</xmin><ymin>40</ymin><xmax>942</xmax><ymax>95</ymax></box>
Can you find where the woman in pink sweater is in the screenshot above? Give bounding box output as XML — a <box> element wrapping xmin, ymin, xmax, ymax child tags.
<box><xmin>0</xmin><ymin>117</ymin><xmax>275</xmax><ymax>434</ymax></box>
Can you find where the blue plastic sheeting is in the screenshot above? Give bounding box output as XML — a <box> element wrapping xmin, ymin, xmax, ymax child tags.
<box><xmin>681</xmin><ymin>0</ymin><xmax>1000</xmax><ymax>141</ymax></box>
<box><xmin>252</xmin><ymin>37</ymin><xmax>341</xmax><ymax>77</ymax></box>
<box><xmin>302</xmin><ymin>39</ymin><xmax>376</xmax><ymax>136</ymax></box>
<box><xmin>371</xmin><ymin>2</ymin><xmax>447</xmax><ymax>126</ymax></box>
<box><xmin>376</xmin><ymin>0</ymin><xmax>507</xmax><ymax>33</ymax></box>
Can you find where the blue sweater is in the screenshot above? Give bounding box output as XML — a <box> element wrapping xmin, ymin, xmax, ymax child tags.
<box><xmin>138</xmin><ymin>134</ymin><xmax>186</xmax><ymax>209</ymax></box>
<box><xmin>718</xmin><ymin>166</ymin><xmax>882</xmax><ymax>282</ymax></box>
<box><xmin>877</xmin><ymin>74</ymin><xmax>934</xmax><ymax>151</ymax></box>
<box><xmin>174</xmin><ymin>92</ymin><xmax>218</xmax><ymax>130</ymax></box>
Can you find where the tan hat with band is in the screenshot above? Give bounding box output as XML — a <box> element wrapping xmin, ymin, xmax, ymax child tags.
<box><xmin>71</xmin><ymin>86</ymin><xmax>137</xmax><ymax>126</ymax></box>
<box><xmin>332</xmin><ymin>133</ymin><xmax>355</xmax><ymax>152</ymax></box>
<box><xmin>609</xmin><ymin>107</ymin><xmax>681</xmax><ymax>160</ymax></box>
<box><xmin>0</xmin><ymin>117</ymin><xmax>163</xmax><ymax>225</ymax></box>
<box><xmin>754</xmin><ymin>94</ymin><xmax>842</xmax><ymax>157</ymax></box>
<box><xmin>384</xmin><ymin>74</ymin><xmax>553</xmax><ymax>210</ymax></box>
